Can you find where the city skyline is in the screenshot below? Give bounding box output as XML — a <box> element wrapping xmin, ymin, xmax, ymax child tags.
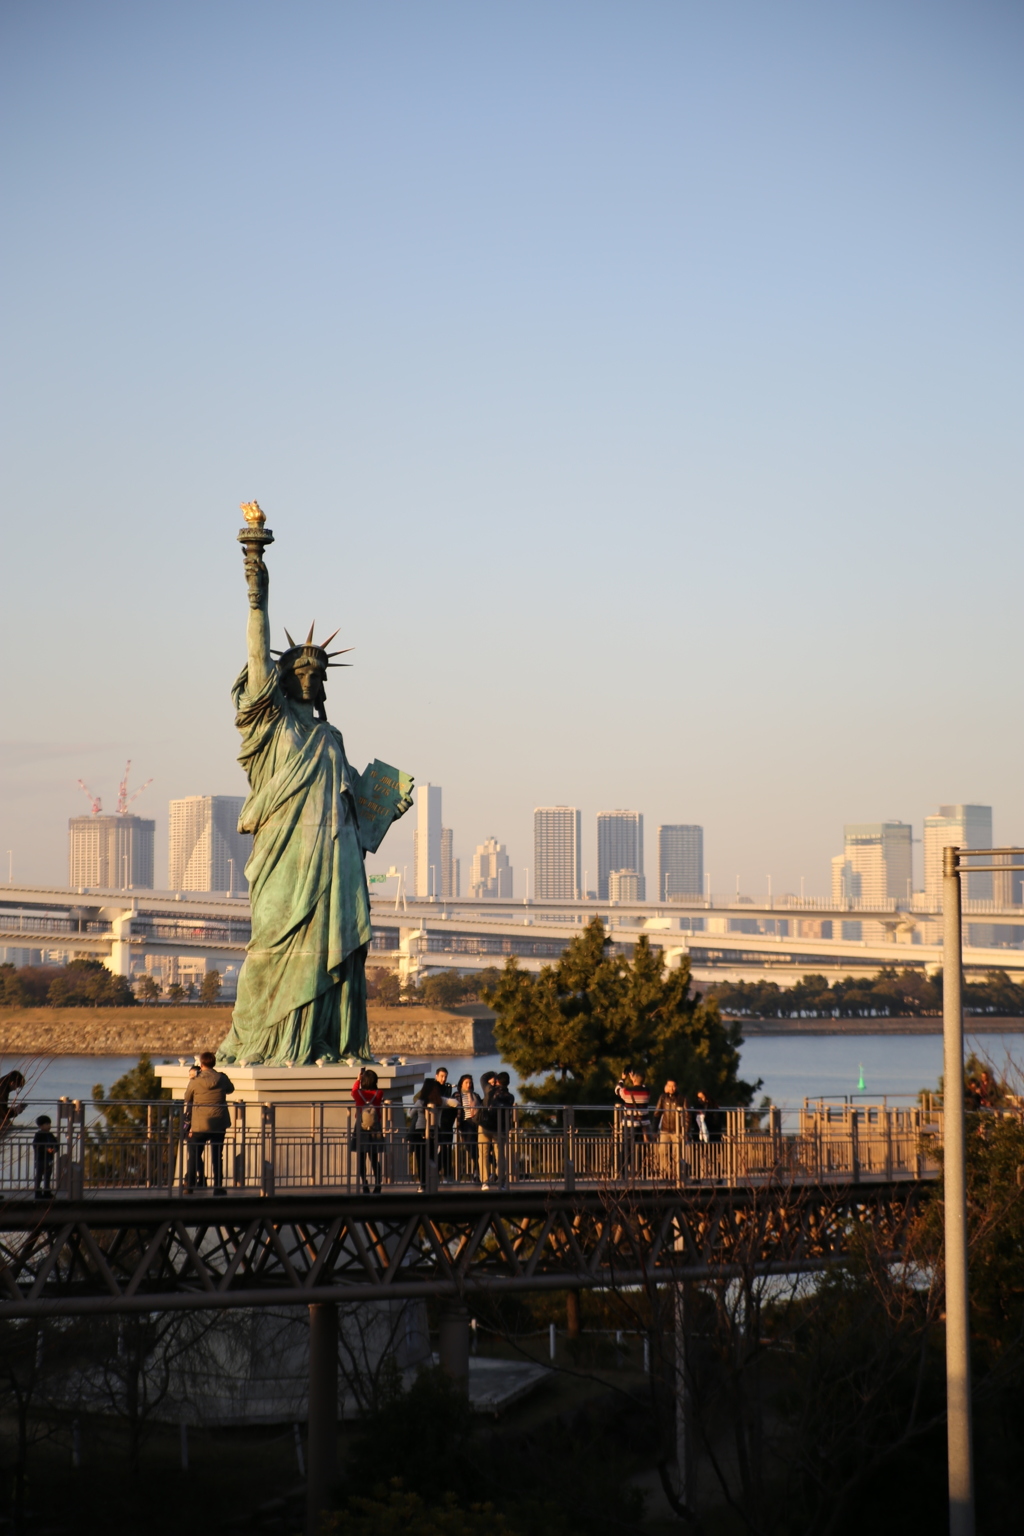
<box><xmin>31</xmin><ymin>784</ymin><xmax>1023</xmax><ymax>904</ymax></box>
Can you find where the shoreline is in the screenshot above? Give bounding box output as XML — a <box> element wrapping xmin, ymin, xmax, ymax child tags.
<box><xmin>733</xmin><ymin>1017</ymin><xmax>1024</xmax><ymax>1036</ymax></box>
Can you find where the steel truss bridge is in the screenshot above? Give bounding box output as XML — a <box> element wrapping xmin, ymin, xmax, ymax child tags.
<box><xmin>0</xmin><ymin>1182</ymin><xmax>926</xmax><ymax>1319</ymax></box>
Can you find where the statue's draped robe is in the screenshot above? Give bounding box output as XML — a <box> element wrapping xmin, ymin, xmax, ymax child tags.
<box><xmin>217</xmin><ymin>666</ymin><xmax>382</xmax><ymax>1065</ymax></box>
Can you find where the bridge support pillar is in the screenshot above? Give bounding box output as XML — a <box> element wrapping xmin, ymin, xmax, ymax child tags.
<box><xmin>306</xmin><ymin>1301</ymin><xmax>338</xmax><ymax>1536</ymax></box>
<box><xmin>438</xmin><ymin>1300</ymin><xmax>470</xmax><ymax>1395</ymax></box>
<box><xmin>674</xmin><ymin>1280</ymin><xmax>693</xmax><ymax>1514</ymax></box>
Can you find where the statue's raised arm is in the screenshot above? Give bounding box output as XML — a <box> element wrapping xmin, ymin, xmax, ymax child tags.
<box><xmin>239</xmin><ymin>501</ymin><xmax>273</xmax><ymax>694</ymax></box>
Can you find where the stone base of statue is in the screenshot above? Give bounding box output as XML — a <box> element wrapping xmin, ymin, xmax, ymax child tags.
<box><xmin>156</xmin><ymin>1059</ymin><xmax>430</xmax><ymax>1130</ymax></box>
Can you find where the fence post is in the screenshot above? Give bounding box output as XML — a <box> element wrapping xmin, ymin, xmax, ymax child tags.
<box><xmin>564</xmin><ymin>1107</ymin><xmax>575</xmax><ymax>1193</ymax></box>
<box><xmin>261</xmin><ymin>1104</ymin><xmax>276</xmax><ymax>1197</ymax></box>
<box><xmin>167</xmin><ymin>1103</ymin><xmax>180</xmax><ymax>1196</ymax></box>
<box><xmin>850</xmin><ymin>1107</ymin><xmax>860</xmax><ymax>1185</ymax></box>
<box><xmin>232</xmin><ymin>1101</ymin><xmax>245</xmax><ymax>1190</ymax></box>
<box><xmin>70</xmin><ymin>1101</ymin><xmax>85</xmax><ymax>1199</ymax></box>
<box><xmin>497</xmin><ymin>1109</ymin><xmax>509</xmax><ymax>1190</ymax></box>
<box><xmin>884</xmin><ymin>1107</ymin><xmax>893</xmax><ymax>1182</ymax></box>
<box><xmin>58</xmin><ymin>1100</ymin><xmax>72</xmax><ymax>1197</ymax></box>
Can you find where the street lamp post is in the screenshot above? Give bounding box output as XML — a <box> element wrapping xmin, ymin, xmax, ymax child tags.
<box><xmin>942</xmin><ymin>846</ymin><xmax>973</xmax><ymax>1536</ymax></box>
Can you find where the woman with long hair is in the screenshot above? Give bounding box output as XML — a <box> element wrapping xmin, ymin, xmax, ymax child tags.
<box><xmin>351</xmin><ymin>1066</ymin><xmax>384</xmax><ymax>1194</ymax></box>
<box><xmin>455</xmin><ymin>1073</ymin><xmax>481</xmax><ymax>1181</ymax></box>
<box><xmin>407</xmin><ymin>1078</ymin><xmax>443</xmax><ymax>1190</ymax></box>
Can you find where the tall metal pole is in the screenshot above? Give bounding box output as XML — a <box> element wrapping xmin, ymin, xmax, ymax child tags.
<box><xmin>942</xmin><ymin>846</ymin><xmax>974</xmax><ymax>1536</ymax></box>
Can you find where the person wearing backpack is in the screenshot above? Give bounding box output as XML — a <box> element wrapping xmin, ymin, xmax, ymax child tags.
<box><xmin>351</xmin><ymin>1067</ymin><xmax>384</xmax><ymax>1194</ymax></box>
<box><xmin>478</xmin><ymin>1072</ymin><xmax>515</xmax><ymax>1190</ymax></box>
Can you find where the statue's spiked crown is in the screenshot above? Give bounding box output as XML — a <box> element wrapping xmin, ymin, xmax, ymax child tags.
<box><xmin>271</xmin><ymin>623</ymin><xmax>352</xmax><ymax>673</ymax></box>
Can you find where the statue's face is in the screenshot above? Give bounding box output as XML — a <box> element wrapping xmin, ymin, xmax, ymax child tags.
<box><xmin>282</xmin><ymin>658</ymin><xmax>325</xmax><ymax>704</ymax></box>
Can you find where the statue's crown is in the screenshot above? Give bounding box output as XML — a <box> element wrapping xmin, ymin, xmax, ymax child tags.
<box><xmin>270</xmin><ymin>624</ymin><xmax>352</xmax><ymax>669</ymax></box>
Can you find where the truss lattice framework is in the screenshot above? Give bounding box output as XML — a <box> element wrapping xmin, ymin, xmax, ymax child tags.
<box><xmin>0</xmin><ymin>1186</ymin><xmax>925</xmax><ymax>1317</ymax></box>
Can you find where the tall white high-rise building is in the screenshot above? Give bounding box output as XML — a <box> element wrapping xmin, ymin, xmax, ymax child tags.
<box><xmin>471</xmin><ymin>838</ymin><xmax>513</xmax><ymax>899</ymax></box>
<box><xmin>168</xmin><ymin>797</ymin><xmax>249</xmax><ymax>893</ymax></box>
<box><xmin>923</xmin><ymin>805</ymin><xmax>993</xmax><ymax>902</ymax></box>
<box><xmin>534</xmin><ymin>807</ymin><xmax>581</xmax><ymax>900</ymax></box>
<box><xmin>69</xmin><ymin>815</ymin><xmax>155</xmax><ymax>890</ymax></box>
<box><xmin>830</xmin><ymin>823</ymin><xmax>913</xmax><ymax>905</ymax></box>
<box><xmin>597</xmin><ymin>811</ymin><xmax>644</xmax><ymax>901</ymax></box>
<box><xmin>414</xmin><ymin>784</ymin><xmax>458</xmax><ymax>898</ymax></box>
<box><xmin>658</xmin><ymin>825</ymin><xmax>704</xmax><ymax>901</ymax></box>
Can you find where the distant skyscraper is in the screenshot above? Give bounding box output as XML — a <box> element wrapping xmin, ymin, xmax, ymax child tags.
<box><xmin>534</xmin><ymin>807</ymin><xmax>581</xmax><ymax>900</ymax></box>
<box><xmin>830</xmin><ymin>823</ymin><xmax>913</xmax><ymax>906</ymax></box>
<box><xmin>414</xmin><ymin>784</ymin><xmax>456</xmax><ymax>897</ymax></box>
<box><xmin>597</xmin><ymin>811</ymin><xmax>644</xmax><ymax>901</ymax></box>
<box><xmin>993</xmin><ymin>851</ymin><xmax>1024</xmax><ymax>907</ymax></box>
<box><xmin>923</xmin><ymin>806</ymin><xmax>993</xmax><ymax>902</ymax></box>
<box><xmin>440</xmin><ymin>826</ymin><xmax>460</xmax><ymax>899</ymax></box>
<box><xmin>414</xmin><ymin>784</ymin><xmax>443</xmax><ymax>897</ymax></box>
<box><xmin>658</xmin><ymin>825</ymin><xmax>704</xmax><ymax>902</ymax></box>
<box><xmin>69</xmin><ymin>815</ymin><xmax>155</xmax><ymax>891</ymax></box>
<box><xmin>168</xmin><ymin>797</ymin><xmax>248</xmax><ymax>893</ymax></box>
<box><xmin>471</xmin><ymin>838</ymin><xmax>513</xmax><ymax>899</ymax></box>
<box><xmin>608</xmin><ymin>869</ymin><xmax>644</xmax><ymax>902</ymax></box>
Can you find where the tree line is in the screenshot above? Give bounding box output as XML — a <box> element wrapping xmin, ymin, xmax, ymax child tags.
<box><xmin>0</xmin><ymin>959</ymin><xmax>223</xmax><ymax>1009</ymax></box>
<box><xmin>707</xmin><ymin>965</ymin><xmax>1024</xmax><ymax>1019</ymax></box>
<box><xmin>365</xmin><ymin>965</ymin><xmax>502</xmax><ymax>1010</ymax></box>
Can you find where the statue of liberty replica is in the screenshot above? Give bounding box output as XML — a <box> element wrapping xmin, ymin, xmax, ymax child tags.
<box><xmin>217</xmin><ymin>503</ymin><xmax>413</xmax><ymax>1067</ymax></box>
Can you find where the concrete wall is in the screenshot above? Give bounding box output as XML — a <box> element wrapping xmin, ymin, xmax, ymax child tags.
<box><xmin>0</xmin><ymin>1005</ymin><xmax>496</xmax><ymax>1057</ymax></box>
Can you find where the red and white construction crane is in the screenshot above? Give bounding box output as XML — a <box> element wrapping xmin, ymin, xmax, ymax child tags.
<box><xmin>76</xmin><ymin>781</ymin><xmax>102</xmax><ymax>816</ymax></box>
<box><xmin>117</xmin><ymin>761</ymin><xmax>153</xmax><ymax>816</ymax></box>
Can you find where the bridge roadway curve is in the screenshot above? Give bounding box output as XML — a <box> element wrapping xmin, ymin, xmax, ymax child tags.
<box><xmin>0</xmin><ymin>1182</ymin><xmax>927</xmax><ymax>1318</ymax></box>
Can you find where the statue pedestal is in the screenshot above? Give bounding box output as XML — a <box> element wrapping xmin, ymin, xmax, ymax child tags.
<box><xmin>156</xmin><ymin>1059</ymin><xmax>431</xmax><ymax>1129</ymax></box>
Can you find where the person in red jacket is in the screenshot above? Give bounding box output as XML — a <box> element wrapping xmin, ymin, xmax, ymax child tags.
<box><xmin>351</xmin><ymin>1067</ymin><xmax>385</xmax><ymax>1194</ymax></box>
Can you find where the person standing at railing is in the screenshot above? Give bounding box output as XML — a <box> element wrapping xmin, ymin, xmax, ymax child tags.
<box><xmin>615</xmin><ymin>1070</ymin><xmax>653</xmax><ymax>1175</ymax></box>
<box><xmin>184</xmin><ymin>1052</ymin><xmax>235</xmax><ymax>1195</ymax></box>
<box><xmin>351</xmin><ymin>1067</ymin><xmax>384</xmax><ymax>1194</ymax></box>
<box><xmin>433</xmin><ymin>1067</ymin><xmax>458</xmax><ymax>1183</ymax></box>
<box><xmin>181</xmin><ymin>1064</ymin><xmax>205</xmax><ymax>1186</ymax></box>
<box><xmin>693</xmin><ymin>1089</ymin><xmax>725</xmax><ymax>1145</ymax></box>
<box><xmin>32</xmin><ymin>1115</ymin><xmax>57</xmax><ymax>1199</ymax></box>
<box><xmin>408</xmin><ymin>1079</ymin><xmax>444</xmax><ymax>1191</ymax></box>
<box><xmin>478</xmin><ymin>1072</ymin><xmax>515</xmax><ymax>1191</ymax></box>
<box><xmin>654</xmin><ymin>1079</ymin><xmax>687</xmax><ymax>1179</ymax></box>
<box><xmin>455</xmin><ymin>1074</ymin><xmax>482</xmax><ymax>1182</ymax></box>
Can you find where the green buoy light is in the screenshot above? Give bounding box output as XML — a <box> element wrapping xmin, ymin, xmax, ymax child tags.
<box><xmin>857</xmin><ymin>1064</ymin><xmax>866</xmax><ymax>1092</ymax></box>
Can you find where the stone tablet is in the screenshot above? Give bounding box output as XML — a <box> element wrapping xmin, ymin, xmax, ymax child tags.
<box><xmin>356</xmin><ymin>759</ymin><xmax>414</xmax><ymax>854</ymax></box>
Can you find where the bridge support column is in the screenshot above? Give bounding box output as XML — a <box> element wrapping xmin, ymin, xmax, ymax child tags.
<box><xmin>438</xmin><ymin>1300</ymin><xmax>470</xmax><ymax>1395</ymax></box>
<box><xmin>674</xmin><ymin>1280</ymin><xmax>693</xmax><ymax>1514</ymax></box>
<box><xmin>306</xmin><ymin>1301</ymin><xmax>338</xmax><ymax>1536</ymax></box>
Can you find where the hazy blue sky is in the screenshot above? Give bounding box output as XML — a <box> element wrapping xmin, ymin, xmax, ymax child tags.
<box><xmin>2</xmin><ymin>0</ymin><xmax>1022</xmax><ymax>896</ymax></box>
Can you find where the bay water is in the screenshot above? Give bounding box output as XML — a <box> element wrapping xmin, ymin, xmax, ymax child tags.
<box><xmin>8</xmin><ymin>1030</ymin><xmax>1024</xmax><ymax>1112</ymax></box>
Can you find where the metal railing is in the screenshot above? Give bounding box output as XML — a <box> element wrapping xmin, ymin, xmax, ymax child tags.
<box><xmin>0</xmin><ymin>1098</ymin><xmax>949</xmax><ymax>1199</ymax></box>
